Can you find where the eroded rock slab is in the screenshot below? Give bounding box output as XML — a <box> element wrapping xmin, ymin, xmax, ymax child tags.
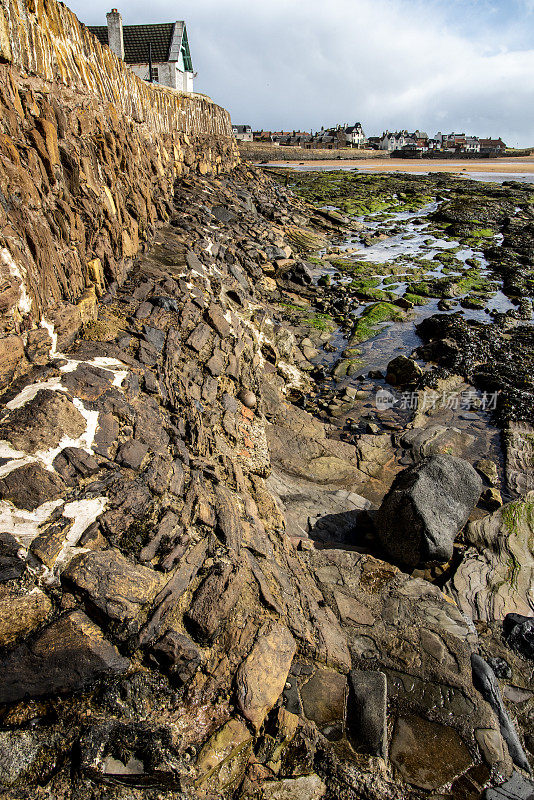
<box><xmin>195</xmin><ymin>718</ymin><xmax>253</xmax><ymax>793</ymax></box>
<box><xmin>485</xmin><ymin>772</ymin><xmax>534</xmax><ymax>800</ymax></box>
<box><xmin>0</xmin><ymin>389</ymin><xmax>86</xmax><ymax>453</ymax></box>
<box><xmin>299</xmin><ymin>668</ymin><xmax>347</xmax><ymax>740</ymax></box>
<box><xmin>0</xmin><ymin>462</ymin><xmax>66</xmax><ymax>510</ymax></box>
<box><xmin>390</xmin><ymin>714</ymin><xmax>473</xmax><ymax>791</ymax></box>
<box><xmin>348</xmin><ymin>669</ymin><xmax>387</xmax><ymax>759</ymax></box>
<box><xmin>449</xmin><ymin>496</ymin><xmax>534</xmax><ymax>622</ymax></box>
<box><xmin>0</xmin><ymin>610</ymin><xmax>129</xmax><ymax>703</ymax></box>
<box><xmin>236</xmin><ymin>622</ymin><xmax>296</xmax><ymax>730</ymax></box>
<box><xmin>63</xmin><ymin>549</ymin><xmax>164</xmax><ymax>630</ymax></box>
<box><xmin>260</xmin><ymin>774</ymin><xmax>326</xmax><ymax>800</ymax></box>
<box><xmin>0</xmin><ymin>588</ymin><xmax>52</xmax><ymax>647</ymax></box>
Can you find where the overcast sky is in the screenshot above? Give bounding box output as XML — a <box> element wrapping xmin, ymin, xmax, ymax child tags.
<box><xmin>70</xmin><ymin>0</ymin><xmax>534</xmax><ymax>147</ymax></box>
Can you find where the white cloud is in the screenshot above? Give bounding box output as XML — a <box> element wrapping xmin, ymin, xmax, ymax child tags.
<box><xmin>71</xmin><ymin>0</ymin><xmax>534</xmax><ymax>146</ymax></box>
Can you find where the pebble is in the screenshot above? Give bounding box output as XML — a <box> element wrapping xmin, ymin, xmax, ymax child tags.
<box><xmin>238</xmin><ymin>389</ymin><xmax>257</xmax><ymax>409</ymax></box>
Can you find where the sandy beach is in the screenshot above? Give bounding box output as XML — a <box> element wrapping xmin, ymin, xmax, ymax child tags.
<box><xmin>265</xmin><ymin>156</ymin><xmax>534</xmax><ymax>174</ymax></box>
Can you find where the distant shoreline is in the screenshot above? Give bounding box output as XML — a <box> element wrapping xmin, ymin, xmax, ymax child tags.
<box><xmin>260</xmin><ymin>157</ymin><xmax>534</xmax><ymax>174</ymax></box>
<box><xmin>238</xmin><ymin>143</ymin><xmax>385</xmax><ymax>162</ymax></box>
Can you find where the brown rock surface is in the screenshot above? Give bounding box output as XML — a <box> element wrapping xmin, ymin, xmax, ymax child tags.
<box><xmin>0</xmin><ymin>589</ymin><xmax>52</xmax><ymax>647</ymax></box>
<box><xmin>0</xmin><ymin>334</ymin><xmax>28</xmax><ymax>388</ymax></box>
<box><xmin>63</xmin><ymin>549</ymin><xmax>164</xmax><ymax>628</ymax></box>
<box><xmin>236</xmin><ymin>622</ymin><xmax>297</xmax><ymax>730</ymax></box>
<box><xmin>0</xmin><ymin>462</ymin><xmax>66</xmax><ymax>510</ymax></box>
<box><xmin>0</xmin><ymin>610</ymin><xmax>129</xmax><ymax>703</ymax></box>
<box><xmin>390</xmin><ymin>714</ymin><xmax>473</xmax><ymax>791</ymax></box>
<box><xmin>0</xmin><ymin>389</ymin><xmax>86</xmax><ymax>453</ymax></box>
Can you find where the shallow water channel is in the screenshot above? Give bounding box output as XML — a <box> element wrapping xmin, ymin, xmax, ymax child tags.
<box><xmin>319</xmin><ymin>200</ymin><xmax>517</xmax><ymax>371</ymax></box>
<box><xmin>311</xmin><ymin>198</ymin><xmax>518</xmax><ymax>495</ymax></box>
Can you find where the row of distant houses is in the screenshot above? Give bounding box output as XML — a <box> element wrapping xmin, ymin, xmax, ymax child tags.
<box><xmin>232</xmin><ymin>123</ymin><xmax>367</xmax><ymax>149</ymax></box>
<box><xmin>233</xmin><ymin>124</ymin><xmax>507</xmax><ymax>154</ymax></box>
<box><xmin>377</xmin><ymin>130</ymin><xmax>506</xmax><ymax>154</ymax></box>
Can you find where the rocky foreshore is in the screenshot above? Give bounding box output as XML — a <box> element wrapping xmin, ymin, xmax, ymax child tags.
<box><xmin>0</xmin><ymin>155</ymin><xmax>534</xmax><ymax>800</ymax></box>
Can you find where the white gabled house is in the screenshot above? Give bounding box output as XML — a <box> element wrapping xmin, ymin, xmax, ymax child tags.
<box><xmin>89</xmin><ymin>10</ymin><xmax>195</xmax><ymax>93</ymax></box>
<box><xmin>464</xmin><ymin>137</ymin><xmax>481</xmax><ymax>153</ymax></box>
<box><xmin>379</xmin><ymin>131</ymin><xmax>408</xmax><ymax>151</ymax></box>
<box><xmin>343</xmin><ymin>123</ymin><xmax>366</xmax><ymax>147</ymax></box>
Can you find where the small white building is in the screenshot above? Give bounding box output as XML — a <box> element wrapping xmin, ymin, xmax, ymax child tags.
<box><xmin>379</xmin><ymin>131</ymin><xmax>409</xmax><ymax>151</ymax></box>
<box><xmin>343</xmin><ymin>123</ymin><xmax>366</xmax><ymax>147</ymax></box>
<box><xmin>89</xmin><ymin>10</ymin><xmax>194</xmax><ymax>92</ymax></box>
<box><xmin>233</xmin><ymin>125</ymin><xmax>253</xmax><ymax>142</ymax></box>
<box><xmin>464</xmin><ymin>137</ymin><xmax>481</xmax><ymax>153</ymax></box>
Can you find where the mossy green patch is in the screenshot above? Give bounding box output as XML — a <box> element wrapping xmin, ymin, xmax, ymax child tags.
<box><xmin>471</xmin><ymin>228</ymin><xmax>494</xmax><ymax>239</ymax></box>
<box><xmin>284</xmin><ymin>171</ymin><xmax>437</xmax><ymax>219</ymax></box>
<box><xmin>349</xmin><ymin>302</ymin><xmax>405</xmax><ymax>344</ymax></box>
<box><xmin>404</xmin><ymin>292</ymin><xmax>430</xmax><ymax>305</ymax></box>
<box><xmin>501</xmin><ymin>500</ymin><xmax>534</xmax><ymax>537</ymax></box>
<box><xmin>301</xmin><ymin>312</ymin><xmax>336</xmax><ymax>331</ymax></box>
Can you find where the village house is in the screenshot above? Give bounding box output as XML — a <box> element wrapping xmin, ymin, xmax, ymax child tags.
<box><xmin>379</xmin><ymin>131</ymin><xmax>406</xmax><ymax>151</ymax></box>
<box><xmin>232</xmin><ymin>125</ymin><xmax>253</xmax><ymax>142</ymax></box>
<box><xmin>342</xmin><ymin>123</ymin><xmax>367</xmax><ymax>147</ymax></box>
<box><xmin>253</xmin><ymin>131</ymin><xmax>277</xmax><ymax>143</ymax></box>
<box><xmin>380</xmin><ymin>131</ymin><xmax>427</xmax><ymax>151</ymax></box>
<box><xmin>250</xmin><ymin>123</ymin><xmax>365</xmax><ymax>150</ymax></box>
<box><xmin>322</xmin><ymin>124</ymin><xmax>367</xmax><ymax>147</ymax></box>
<box><xmin>301</xmin><ymin>124</ymin><xmax>366</xmax><ymax>150</ymax></box>
<box><xmin>436</xmin><ymin>132</ymin><xmax>470</xmax><ymax>151</ymax></box>
<box><xmin>464</xmin><ymin>136</ymin><xmax>481</xmax><ymax>153</ymax></box>
<box><xmin>254</xmin><ymin>131</ymin><xmax>293</xmax><ymax>144</ymax></box>
<box><xmin>479</xmin><ymin>138</ymin><xmax>507</xmax><ymax>153</ymax></box>
<box><xmin>89</xmin><ymin>10</ymin><xmax>194</xmax><ymax>92</ymax></box>
<box><xmin>435</xmin><ymin>132</ymin><xmax>506</xmax><ymax>154</ymax></box>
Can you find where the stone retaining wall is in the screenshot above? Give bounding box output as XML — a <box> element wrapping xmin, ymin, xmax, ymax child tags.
<box><xmin>0</xmin><ymin>0</ymin><xmax>233</xmax><ymax>138</ymax></box>
<box><xmin>0</xmin><ymin>0</ymin><xmax>239</xmax><ymax>388</ymax></box>
<box><xmin>239</xmin><ymin>142</ymin><xmax>386</xmax><ymax>162</ymax></box>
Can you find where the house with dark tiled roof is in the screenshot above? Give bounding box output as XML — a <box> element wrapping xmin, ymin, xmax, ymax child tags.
<box><xmin>342</xmin><ymin>123</ymin><xmax>366</xmax><ymax>147</ymax></box>
<box><xmin>232</xmin><ymin>125</ymin><xmax>253</xmax><ymax>142</ymax></box>
<box><xmin>479</xmin><ymin>138</ymin><xmax>507</xmax><ymax>153</ymax></box>
<box><xmin>88</xmin><ymin>9</ymin><xmax>194</xmax><ymax>92</ymax></box>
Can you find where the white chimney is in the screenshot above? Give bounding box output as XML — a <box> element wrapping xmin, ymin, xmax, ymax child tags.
<box><xmin>106</xmin><ymin>9</ymin><xmax>124</xmax><ymax>60</ymax></box>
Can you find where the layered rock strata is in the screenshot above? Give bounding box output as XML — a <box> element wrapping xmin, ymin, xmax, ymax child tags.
<box><xmin>0</xmin><ymin>161</ymin><xmax>529</xmax><ymax>799</ymax></box>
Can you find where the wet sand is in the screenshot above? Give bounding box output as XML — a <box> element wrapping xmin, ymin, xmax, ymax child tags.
<box><xmin>265</xmin><ymin>157</ymin><xmax>534</xmax><ymax>174</ymax></box>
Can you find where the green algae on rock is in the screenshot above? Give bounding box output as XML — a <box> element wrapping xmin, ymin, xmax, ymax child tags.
<box><xmin>349</xmin><ymin>302</ymin><xmax>406</xmax><ymax>345</ymax></box>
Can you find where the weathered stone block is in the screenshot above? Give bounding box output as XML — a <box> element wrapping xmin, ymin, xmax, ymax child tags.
<box><xmin>236</xmin><ymin>622</ymin><xmax>296</xmax><ymax>730</ymax></box>
<box><xmin>0</xmin><ymin>610</ymin><xmax>129</xmax><ymax>703</ymax></box>
<box><xmin>348</xmin><ymin>669</ymin><xmax>387</xmax><ymax>759</ymax></box>
<box><xmin>0</xmin><ymin>334</ymin><xmax>27</xmax><ymax>389</ymax></box>
<box><xmin>63</xmin><ymin>549</ymin><xmax>163</xmax><ymax>627</ymax></box>
<box><xmin>0</xmin><ymin>462</ymin><xmax>66</xmax><ymax>510</ymax></box>
<box><xmin>390</xmin><ymin>714</ymin><xmax>473</xmax><ymax>791</ymax></box>
<box><xmin>0</xmin><ymin>389</ymin><xmax>86</xmax><ymax>454</ymax></box>
<box><xmin>0</xmin><ymin>589</ymin><xmax>52</xmax><ymax>647</ymax></box>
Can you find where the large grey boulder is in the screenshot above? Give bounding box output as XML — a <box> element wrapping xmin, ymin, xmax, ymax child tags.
<box><xmin>374</xmin><ymin>454</ymin><xmax>482</xmax><ymax>568</ymax></box>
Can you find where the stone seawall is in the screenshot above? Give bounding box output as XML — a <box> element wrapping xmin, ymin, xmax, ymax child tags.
<box><xmin>239</xmin><ymin>142</ymin><xmax>386</xmax><ymax>162</ymax></box>
<box><xmin>0</xmin><ymin>0</ymin><xmax>239</xmax><ymax>389</ymax></box>
<box><xmin>0</xmin><ymin>0</ymin><xmax>233</xmax><ymax>138</ymax></box>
